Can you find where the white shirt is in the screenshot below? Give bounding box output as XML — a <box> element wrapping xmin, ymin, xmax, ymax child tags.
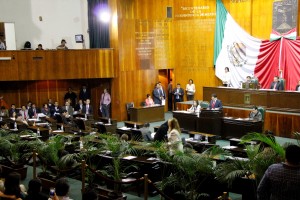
<box><xmin>223</xmin><ymin>72</ymin><xmax>231</xmax><ymax>86</ymax></box>
<box><xmin>186</xmin><ymin>84</ymin><xmax>196</xmax><ymax>95</ymax></box>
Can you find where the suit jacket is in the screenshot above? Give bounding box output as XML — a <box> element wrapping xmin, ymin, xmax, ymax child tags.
<box><xmin>50</xmin><ymin>106</ymin><xmax>62</xmax><ymax>117</ymax></box>
<box><xmin>74</xmin><ymin>103</ymin><xmax>83</xmax><ymax>112</ymax></box>
<box><xmin>8</xmin><ymin>108</ymin><xmax>16</xmax><ymax>117</ymax></box>
<box><xmin>153</xmin><ymin>88</ymin><xmax>162</xmax><ymax>105</ymax></box>
<box><xmin>28</xmin><ymin>107</ymin><xmax>40</xmax><ymax>118</ymax></box>
<box><xmin>82</xmin><ymin>104</ymin><xmax>93</xmax><ymax>115</ymax></box>
<box><xmin>270</xmin><ymin>81</ymin><xmax>283</xmax><ymax>90</ymax></box>
<box><xmin>209</xmin><ymin>99</ymin><xmax>223</xmax><ymax>109</ymax></box>
<box><xmin>79</xmin><ymin>90</ymin><xmax>91</xmax><ymax>101</ymax></box>
<box><xmin>62</xmin><ymin>106</ymin><xmax>74</xmax><ymax>116</ymax></box>
<box><xmin>19</xmin><ymin>110</ymin><xmax>29</xmax><ymax>120</ymax></box>
<box><xmin>295</xmin><ymin>85</ymin><xmax>300</xmax><ymax>91</ymax></box>
<box><xmin>173</xmin><ymin>88</ymin><xmax>184</xmax><ymax>102</ymax></box>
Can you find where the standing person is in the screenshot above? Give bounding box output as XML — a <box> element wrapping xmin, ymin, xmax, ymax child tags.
<box><xmin>167</xmin><ymin>118</ymin><xmax>183</xmax><ymax>155</ymax></box>
<box><xmin>158</xmin><ymin>82</ymin><xmax>166</xmax><ymax>105</ymax></box>
<box><xmin>185</xmin><ymin>79</ymin><xmax>196</xmax><ymax>101</ymax></box>
<box><xmin>208</xmin><ymin>93</ymin><xmax>223</xmax><ymax>110</ymax></box>
<box><xmin>56</xmin><ymin>39</ymin><xmax>68</xmax><ymax>50</ymax></box>
<box><xmin>222</xmin><ymin>67</ymin><xmax>231</xmax><ymax>87</ymax></box>
<box><xmin>153</xmin><ymin>83</ymin><xmax>162</xmax><ymax>105</ymax></box>
<box><xmin>173</xmin><ymin>83</ymin><xmax>184</xmax><ymax>110</ymax></box>
<box><xmin>269</xmin><ymin>76</ymin><xmax>283</xmax><ymax>90</ymax></box>
<box><xmin>79</xmin><ymin>85</ymin><xmax>91</xmax><ymax>102</ymax></box>
<box><xmin>0</xmin><ymin>38</ymin><xmax>5</xmax><ymax>50</ymax></box>
<box><xmin>100</xmin><ymin>89</ymin><xmax>111</xmax><ymax>118</ymax></box>
<box><xmin>257</xmin><ymin>145</ymin><xmax>300</xmax><ymax>200</ymax></box>
<box><xmin>295</xmin><ymin>80</ymin><xmax>300</xmax><ymax>91</ymax></box>
<box><xmin>167</xmin><ymin>79</ymin><xmax>173</xmax><ymax>111</ymax></box>
<box><xmin>64</xmin><ymin>87</ymin><xmax>77</xmax><ymax>107</ymax></box>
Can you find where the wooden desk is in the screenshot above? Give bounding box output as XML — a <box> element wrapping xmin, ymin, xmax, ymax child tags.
<box><xmin>222</xmin><ymin>117</ymin><xmax>263</xmax><ymax>138</ymax></box>
<box><xmin>129</xmin><ymin>106</ymin><xmax>164</xmax><ymax>123</ymax></box>
<box><xmin>124</xmin><ymin>121</ymin><xmax>144</xmax><ymax>129</ymax></box>
<box><xmin>172</xmin><ymin>111</ymin><xmax>198</xmax><ymax>131</ymax></box>
<box><xmin>188</xmin><ymin>131</ymin><xmax>217</xmax><ymax>144</ymax></box>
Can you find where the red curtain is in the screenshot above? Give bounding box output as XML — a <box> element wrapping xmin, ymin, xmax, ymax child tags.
<box><xmin>254</xmin><ymin>37</ymin><xmax>300</xmax><ymax>90</ymax></box>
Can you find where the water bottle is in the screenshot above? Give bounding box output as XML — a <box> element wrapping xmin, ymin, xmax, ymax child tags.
<box><xmin>37</xmin><ymin>128</ymin><xmax>40</xmax><ymax>137</ymax></box>
<box><xmin>85</xmin><ymin>114</ymin><xmax>87</xmax><ymax>120</ymax></box>
<box><xmin>108</xmin><ymin>118</ymin><xmax>111</xmax><ymax>124</ymax></box>
<box><xmin>0</xmin><ymin>117</ymin><xmax>2</xmax><ymax>121</ymax></box>
<box><xmin>14</xmin><ymin>122</ymin><xmax>17</xmax><ymax>130</ymax></box>
<box><xmin>61</xmin><ymin>124</ymin><xmax>64</xmax><ymax>131</ymax></box>
<box><xmin>205</xmin><ymin>135</ymin><xmax>208</xmax><ymax>142</ymax></box>
<box><xmin>134</xmin><ymin>123</ymin><xmax>137</xmax><ymax>129</ymax></box>
<box><xmin>79</xmin><ymin>140</ymin><xmax>83</xmax><ymax>149</ymax></box>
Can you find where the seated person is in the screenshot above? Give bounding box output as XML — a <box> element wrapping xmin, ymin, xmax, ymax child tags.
<box><xmin>2</xmin><ymin>172</ymin><xmax>27</xmax><ymax>199</ymax></box>
<box><xmin>0</xmin><ymin>121</ymin><xmax>9</xmax><ymax>130</ymax></box>
<box><xmin>120</xmin><ymin>133</ymin><xmax>129</xmax><ymax>142</ymax></box>
<box><xmin>16</xmin><ymin>113</ymin><xmax>29</xmax><ymax>126</ymax></box>
<box><xmin>61</xmin><ymin>109</ymin><xmax>74</xmax><ymax>126</ymax></box>
<box><xmin>188</xmin><ymin>100</ymin><xmax>200</xmax><ymax>112</ymax></box>
<box><xmin>82</xmin><ymin>99</ymin><xmax>93</xmax><ymax>115</ymax></box>
<box><xmin>0</xmin><ymin>106</ymin><xmax>8</xmax><ymax>117</ymax></box>
<box><xmin>270</xmin><ymin>76</ymin><xmax>283</xmax><ymax>90</ymax></box>
<box><xmin>295</xmin><ymin>80</ymin><xmax>300</xmax><ymax>91</ymax></box>
<box><xmin>249</xmin><ymin>106</ymin><xmax>262</xmax><ymax>121</ymax></box>
<box><xmin>208</xmin><ymin>93</ymin><xmax>223</xmax><ymax>110</ymax></box>
<box><xmin>74</xmin><ymin>99</ymin><xmax>84</xmax><ymax>112</ymax></box>
<box><xmin>50</xmin><ymin>101</ymin><xmax>62</xmax><ymax>117</ymax></box>
<box><xmin>50</xmin><ymin>178</ymin><xmax>72</xmax><ymax>200</ymax></box>
<box><xmin>145</xmin><ymin>94</ymin><xmax>154</xmax><ymax>106</ymax></box>
<box><xmin>41</xmin><ymin>103</ymin><xmax>51</xmax><ymax>117</ymax></box>
<box><xmin>35</xmin><ymin>44</ymin><xmax>44</xmax><ymax>50</ymax></box>
<box><xmin>153</xmin><ymin>120</ymin><xmax>168</xmax><ymax>142</ymax></box>
<box><xmin>28</xmin><ymin>103</ymin><xmax>40</xmax><ymax>118</ymax></box>
<box><xmin>24</xmin><ymin>178</ymin><xmax>48</xmax><ymax>200</ymax></box>
<box><xmin>139</xmin><ymin>123</ymin><xmax>152</xmax><ymax>142</ymax></box>
<box><xmin>56</xmin><ymin>39</ymin><xmax>68</xmax><ymax>50</ymax></box>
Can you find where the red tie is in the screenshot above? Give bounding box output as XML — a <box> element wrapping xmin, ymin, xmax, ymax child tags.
<box><xmin>24</xmin><ymin>111</ymin><xmax>26</xmax><ymax>119</ymax></box>
<box><xmin>212</xmin><ymin>101</ymin><xmax>215</xmax><ymax>108</ymax></box>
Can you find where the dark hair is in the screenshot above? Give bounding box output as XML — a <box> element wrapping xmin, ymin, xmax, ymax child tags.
<box><xmin>62</xmin><ymin>109</ymin><xmax>68</xmax><ymax>113</ymax></box>
<box><xmin>82</xmin><ymin>189</ymin><xmax>98</xmax><ymax>200</ymax></box>
<box><xmin>61</xmin><ymin>39</ymin><xmax>66</xmax><ymax>43</ymax></box>
<box><xmin>211</xmin><ymin>93</ymin><xmax>217</xmax><ymax>98</ymax></box>
<box><xmin>146</xmin><ymin>94</ymin><xmax>150</xmax><ymax>98</ymax></box>
<box><xmin>38</xmin><ymin>44</ymin><xmax>42</xmax><ymax>47</ymax></box>
<box><xmin>16</xmin><ymin>113</ymin><xmax>22</xmax><ymax>117</ymax></box>
<box><xmin>177</xmin><ymin>83</ymin><xmax>181</xmax><ymax>86</ymax></box>
<box><xmin>252</xmin><ymin>106</ymin><xmax>258</xmax><ymax>110</ymax></box>
<box><xmin>246</xmin><ymin>76</ymin><xmax>251</xmax><ymax>79</ymax></box>
<box><xmin>189</xmin><ymin>79</ymin><xmax>193</xmax><ymax>83</ymax></box>
<box><xmin>274</xmin><ymin>76</ymin><xmax>279</xmax><ymax>79</ymax></box>
<box><xmin>4</xmin><ymin>172</ymin><xmax>21</xmax><ymax>196</ymax></box>
<box><xmin>27</xmin><ymin>178</ymin><xmax>42</xmax><ymax>194</ymax></box>
<box><xmin>1</xmin><ymin>106</ymin><xmax>5</xmax><ymax>109</ymax></box>
<box><xmin>285</xmin><ymin>145</ymin><xmax>300</xmax><ymax>165</ymax></box>
<box><xmin>225</xmin><ymin>67</ymin><xmax>229</xmax><ymax>72</ymax></box>
<box><xmin>55</xmin><ymin>178</ymin><xmax>70</xmax><ymax>196</ymax></box>
<box><xmin>24</xmin><ymin>41</ymin><xmax>31</xmax><ymax>48</ymax></box>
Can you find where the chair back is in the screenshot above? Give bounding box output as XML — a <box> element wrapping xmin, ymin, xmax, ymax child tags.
<box><xmin>200</xmin><ymin>101</ymin><xmax>209</xmax><ymax>109</ymax></box>
<box><xmin>257</xmin><ymin>106</ymin><xmax>265</xmax><ymax>122</ymax></box>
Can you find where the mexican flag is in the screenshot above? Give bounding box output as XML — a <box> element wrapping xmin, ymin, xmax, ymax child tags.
<box><xmin>213</xmin><ymin>0</ymin><xmax>262</xmax><ymax>88</ymax></box>
<box><xmin>213</xmin><ymin>0</ymin><xmax>300</xmax><ymax>91</ymax></box>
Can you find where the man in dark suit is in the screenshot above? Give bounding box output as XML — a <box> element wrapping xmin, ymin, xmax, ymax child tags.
<box><xmin>173</xmin><ymin>83</ymin><xmax>184</xmax><ymax>110</ymax></box>
<box><xmin>79</xmin><ymin>85</ymin><xmax>91</xmax><ymax>102</ymax></box>
<box><xmin>8</xmin><ymin>104</ymin><xmax>16</xmax><ymax>117</ymax></box>
<box><xmin>270</xmin><ymin>76</ymin><xmax>283</xmax><ymax>90</ymax></box>
<box><xmin>62</xmin><ymin>101</ymin><xmax>74</xmax><ymax>116</ymax></box>
<box><xmin>153</xmin><ymin>83</ymin><xmax>162</xmax><ymax>105</ymax></box>
<box><xmin>295</xmin><ymin>80</ymin><xmax>300</xmax><ymax>91</ymax></box>
<box><xmin>50</xmin><ymin>101</ymin><xmax>62</xmax><ymax>117</ymax></box>
<box><xmin>82</xmin><ymin>99</ymin><xmax>93</xmax><ymax>115</ymax></box>
<box><xmin>209</xmin><ymin>93</ymin><xmax>223</xmax><ymax>110</ymax></box>
<box><xmin>28</xmin><ymin>103</ymin><xmax>40</xmax><ymax>118</ymax></box>
<box><xmin>153</xmin><ymin>121</ymin><xmax>168</xmax><ymax>142</ymax></box>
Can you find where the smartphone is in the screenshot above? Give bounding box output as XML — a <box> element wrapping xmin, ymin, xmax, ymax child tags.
<box><xmin>49</xmin><ymin>188</ymin><xmax>55</xmax><ymax>198</ymax></box>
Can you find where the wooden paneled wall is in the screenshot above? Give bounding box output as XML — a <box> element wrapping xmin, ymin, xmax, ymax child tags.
<box><xmin>0</xmin><ymin>79</ymin><xmax>111</xmax><ymax>116</ymax></box>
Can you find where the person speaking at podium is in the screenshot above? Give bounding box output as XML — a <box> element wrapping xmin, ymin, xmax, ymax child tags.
<box><xmin>209</xmin><ymin>94</ymin><xmax>223</xmax><ymax>110</ymax></box>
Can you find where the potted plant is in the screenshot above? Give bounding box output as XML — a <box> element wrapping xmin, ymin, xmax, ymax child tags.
<box><xmin>0</xmin><ymin>131</ymin><xmax>42</xmax><ymax>179</ymax></box>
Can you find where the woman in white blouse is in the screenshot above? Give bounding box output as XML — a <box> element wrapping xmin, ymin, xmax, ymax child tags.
<box><xmin>186</xmin><ymin>79</ymin><xmax>196</xmax><ymax>101</ymax></box>
<box><xmin>223</xmin><ymin>67</ymin><xmax>231</xmax><ymax>87</ymax></box>
<box><xmin>167</xmin><ymin>118</ymin><xmax>183</xmax><ymax>155</ymax></box>
<box><xmin>188</xmin><ymin>100</ymin><xmax>200</xmax><ymax>112</ymax></box>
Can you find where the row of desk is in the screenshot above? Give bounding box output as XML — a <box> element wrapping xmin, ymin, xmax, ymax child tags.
<box><xmin>173</xmin><ymin>110</ymin><xmax>263</xmax><ymax>138</ymax></box>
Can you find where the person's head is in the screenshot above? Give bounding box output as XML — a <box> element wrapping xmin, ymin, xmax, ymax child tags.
<box><xmin>193</xmin><ymin>100</ymin><xmax>199</xmax><ymax>106</ymax></box>
<box><xmin>24</xmin><ymin>41</ymin><xmax>31</xmax><ymax>49</ymax></box>
<box><xmin>54</xmin><ymin>101</ymin><xmax>59</xmax><ymax>107</ymax></box>
<box><xmin>225</xmin><ymin>67</ymin><xmax>229</xmax><ymax>73</ymax></box>
<box><xmin>4</xmin><ymin>172</ymin><xmax>21</xmax><ymax>195</ymax></box>
<box><xmin>0</xmin><ymin>121</ymin><xmax>8</xmax><ymax>129</ymax></box>
<box><xmin>121</xmin><ymin>134</ymin><xmax>129</xmax><ymax>141</ymax></box>
<box><xmin>285</xmin><ymin>145</ymin><xmax>300</xmax><ymax>165</ymax></box>
<box><xmin>55</xmin><ymin>178</ymin><xmax>70</xmax><ymax>197</ymax></box>
<box><xmin>1</xmin><ymin>106</ymin><xmax>5</xmax><ymax>110</ymax></box>
<box><xmin>11</xmin><ymin>104</ymin><xmax>15</xmax><ymax>109</ymax></box>
<box><xmin>176</xmin><ymin>83</ymin><xmax>181</xmax><ymax>89</ymax></box>
<box><xmin>146</xmin><ymin>94</ymin><xmax>151</xmax><ymax>99</ymax></box>
<box><xmin>82</xmin><ymin>85</ymin><xmax>87</xmax><ymax>90</ymax></box>
<box><xmin>86</xmin><ymin>99</ymin><xmax>90</xmax><ymax>104</ymax></box>
<box><xmin>78</xmin><ymin>99</ymin><xmax>83</xmax><ymax>104</ymax></box>
<box><xmin>37</xmin><ymin>44</ymin><xmax>43</xmax><ymax>50</ymax></box>
<box><xmin>168</xmin><ymin>118</ymin><xmax>181</xmax><ymax>132</ymax></box>
<box><xmin>155</xmin><ymin>83</ymin><xmax>160</xmax><ymax>89</ymax></box>
<box><xmin>169</xmin><ymin>79</ymin><xmax>172</xmax><ymax>83</ymax></box>
<box><xmin>82</xmin><ymin>189</ymin><xmax>98</xmax><ymax>200</ymax></box>
<box><xmin>27</xmin><ymin>178</ymin><xmax>42</xmax><ymax>195</ymax></box>
<box><xmin>298</xmin><ymin>80</ymin><xmax>300</xmax><ymax>85</ymax></box>
<box><xmin>246</xmin><ymin>76</ymin><xmax>251</xmax><ymax>82</ymax></box>
<box><xmin>65</xmin><ymin>101</ymin><xmax>70</xmax><ymax>106</ymax></box>
<box><xmin>62</xmin><ymin>109</ymin><xmax>68</xmax><ymax>116</ymax></box>
<box><xmin>48</xmin><ymin>98</ymin><xmax>53</xmax><ymax>104</ymax></box>
<box><xmin>21</xmin><ymin>105</ymin><xmax>26</xmax><ymax>110</ymax></box>
<box><xmin>274</xmin><ymin>76</ymin><xmax>279</xmax><ymax>82</ymax></box>
<box><xmin>189</xmin><ymin>79</ymin><xmax>193</xmax><ymax>84</ymax></box>
<box><xmin>68</xmin><ymin>87</ymin><xmax>72</xmax><ymax>93</ymax></box>
<box><xmin>104</xmin><ymin>88</ymin><xmax>108</xmax><ymax>93</ymax></box>
<box><xmin>211</xmin><ymin>93</ymin><xmax>217</xmax><ymax>100</ymax></box>
<box><xmin>143</xmin><ymin>123</ymin><xmax>150</xmax><ymax>128</ymax></box>
<box><xmin>252</xmin><ymin>106</ymin><xmax>258</xmax><ymax>113</ymax></box>
<box><xmin>16</xmin><ymin>113</ymin><xmax>22</xmax><ymax>119</ymax></box>
<box><xmin>43</xmin><ymin>103</ymin><xmax>48</xmax><ymax>108</ymax></box>
<box><xmin>31</xmin><ymin>103</ymin><xmax>36</xmax><ymax>108</ymax></box>
<box><xmin>61</xmin><ymin>39</ymin><xmax>67</xmax><ymax>46</ymax></box>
